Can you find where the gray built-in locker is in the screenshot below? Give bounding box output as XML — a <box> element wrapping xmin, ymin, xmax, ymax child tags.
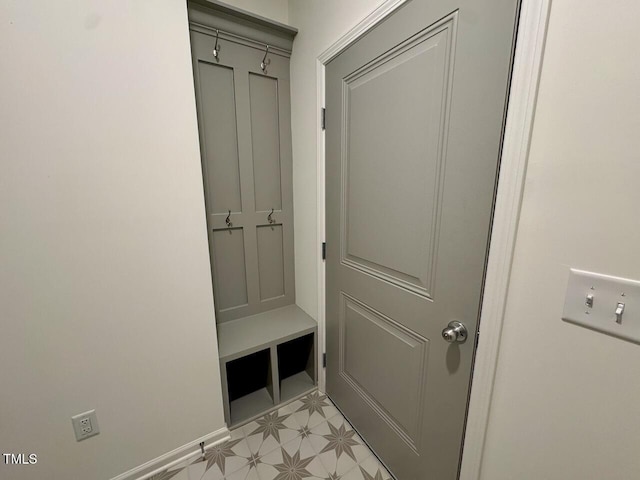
<box><xmin>188</xmin><ymin>0</ymin><xmax>317</xmax><ymax>427</ymax></box>
<box><xmin>190</xmin><ymin>1</ymin><xmax>296</xmax><ymax>323</ymax></box>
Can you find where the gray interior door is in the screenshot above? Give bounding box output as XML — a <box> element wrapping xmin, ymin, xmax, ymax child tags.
<box><xmin>325</xmin><ymin>0</ymin><xmax>520</xmax><ymax>478</ymax></box>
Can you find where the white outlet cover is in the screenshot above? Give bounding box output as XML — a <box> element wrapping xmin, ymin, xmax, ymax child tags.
<box><xmin>562</xmin><ymin>269</ymin><xmax>640</xmax><ymax>344</ymax></box>
<box><xmin>71</xmin><ymin>409</ymin><xmax>100</xmax><ymax>441</ymax></box>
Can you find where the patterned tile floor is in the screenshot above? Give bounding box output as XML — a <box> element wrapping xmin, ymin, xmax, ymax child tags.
<box><xmin>152</xmin><ymin>390</ymin><xmax>392</xmax><ymax>480</ymax></box>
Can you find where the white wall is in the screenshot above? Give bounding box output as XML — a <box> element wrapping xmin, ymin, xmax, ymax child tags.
<box><xmin>480</xmin><ymin>1</ymin><xmax>640</xmax><ymax>479</ymax></box>
<box><xmin>288</xmin><ymin>0</ymin><xmax>383</xmax><ymax>319</ymax></box>
<box><xmin>223</xmin><ymin>0</ymin><xmax>289</xmax><ymax>24</ymax></box>
<box><xmin>5</xmin><ymin>0</ymin><xmax>636</xmax><ymax>477</ymax></box>
<box><xmin>0</xmin><ymin>1</ymin><xmax>226</xmax><ymax>479</ymax></box>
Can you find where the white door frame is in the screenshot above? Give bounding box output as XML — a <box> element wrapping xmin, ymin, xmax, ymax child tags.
<box><xmin>314</xmin><ymin>0</ymin><xmax>552</xmax><ymax>477</ymax></box>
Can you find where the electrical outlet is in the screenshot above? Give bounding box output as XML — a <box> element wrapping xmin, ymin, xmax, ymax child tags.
<box><xmin>71</xmin><ymin>410</ymin><xmax>99</xmax><ymax>441</ymax></box>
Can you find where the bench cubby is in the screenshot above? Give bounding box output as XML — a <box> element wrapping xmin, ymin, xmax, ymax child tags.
<box><xmin>218</xmin><ymin>305</ymin><xmax>317</xmax><ymax>426</ymax></box>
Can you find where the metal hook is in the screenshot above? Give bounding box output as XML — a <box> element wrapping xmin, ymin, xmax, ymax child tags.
<box><xmin>267</xmin><ymin>208</ymin><xmax>275</xmax><ymax>224</ymax></box>
<box><xmin>225</xmin><ymin>210</ymin><xmax>232</xmax><ymax>228</ymax></box>
<box><xmin>199</xmin><ymin>442</ymin><xmax>206</xmax><ymax>461</ymax></box>
<box><xmin>261</xmin><ymin>45</ymin><xmax>270</xmax><ymax>72</ymax></box>
<box><xmin>213</xmin><ymin>29</ymin><xmax>220</xmax><ymax>59</ymax></box>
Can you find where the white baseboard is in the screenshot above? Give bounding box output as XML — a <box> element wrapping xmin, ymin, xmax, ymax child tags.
<box><xmin>110</xmin><ymin>426</ymin><xmax>231</xmax><ymax>480</ymax></box>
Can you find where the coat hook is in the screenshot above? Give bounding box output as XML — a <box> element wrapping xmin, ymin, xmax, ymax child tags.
<box><xmin>225</xmin><ymin>210</ymin><xmax>232</xmax><ymax>227</ymax></box>
<box><xmin>261</xmin><ymin>45</ymin><xmax>270</xmax><ymax>72</ymax></box>
<box><xmin>267</xmin><ymin>208</ymin><xmax>275</xmax><ymax>224</ymax></box>
<box><xmin>213</xmin><ymin>29</ymin><xmax>220</xmax><ymax>59</ymax></box>
<box><xmin>199</xmin><ymin>442</ymin><xmax>206</xmax><ymax>461</ymax></box>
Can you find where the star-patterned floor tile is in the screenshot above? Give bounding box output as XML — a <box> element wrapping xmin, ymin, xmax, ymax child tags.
<box><xmin>297</xmin><ymin>425</ymin><xmax>313</xmax><ymax>439</ymax></box>
<box><xmin>307</xmin><ymin>414</ymin><xmax>372</xmax><ymax>477</ymax></box>
<box><xmin>340</xmin><ymin>456</ymin><xmax>392</xmax><ymax>480</ymax></box>
<box><xmin>288</xmin><ymin>391</ymin><xmax>339</xmax><ymax>429</ymax></box>
<box><xmin>223</xmin><ymin>463</ymin><xmax>261</xmax><ymax>480</ymax></box>
<box><xmin>196</xmin><ymin>435</ymin><xmax>252</xmax><ymax>479</ymax></box>
<box><xmin>322</xmin><ymin>473</ymin><xmax>341</xmax><ymax>480</ymax></box>
<box><xmin>242</xmin><ymin>405</ymin><xmax>302</xmax><ymax>457</ymax></box>
<box><xmin>256</xmin><ymin>434</ymin><xmax>331</xmax><ymax>480</ymax></box>
<box><xmin>138</xmin><ymin>391</ymin><xmax>392</xmax><ymax>480</ymax></box>
<box><xmin>184</xmin><ymin>460</ymin><xmax>207</xmax><ymax>479</ymax></box>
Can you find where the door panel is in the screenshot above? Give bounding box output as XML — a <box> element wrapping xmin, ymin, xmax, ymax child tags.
<box><xmin>211</xmin><ymin>228</ymin><xmax>248</xmax><ymax>311</ymax></box>
<box><xmin>249</xmin><ymin>73</ymin><xmax>283</xmax><ymax>212</ymax></box>
<box><xmin>196</xmin><ymin>61</ymin><xmax>242</xmax><ymax>215</ymax></box>
<box><xmin>342</xmin><ymin>16</ymin><xmax>455</xmax><ymax>299</ymax></box>
<box><xmin>326</xmin><ymin>0</ymin><xmax>520</xmax><ymax>478</ymax></box>
<box><xmin>340</xmin><ymin>293</ymin><xmax>429</xmax><ymax>448</ymax></box>
<box><xmin>256</xmin><ymin>224</ymin><xmax>285</xmax><ymax>301</ymax></box>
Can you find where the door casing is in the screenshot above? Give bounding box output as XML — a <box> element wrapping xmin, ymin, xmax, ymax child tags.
<box><xmin>313</xmin><ymin>0</ymin><xmax>552</xmax><ymax>478</ymax></box>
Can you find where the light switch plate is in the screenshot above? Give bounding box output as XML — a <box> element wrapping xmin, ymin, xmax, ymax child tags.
<box><xmin>563</xmin><ymin>269</ymin><xmax>640</xmax><ymax>344</ymax></box>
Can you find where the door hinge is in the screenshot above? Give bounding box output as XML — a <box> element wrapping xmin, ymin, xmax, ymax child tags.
<box><xmin>321</xmin><ymin>107</ymin><xmax>326</xmax><ymax>130</ymax></box>
<box><xmin>322</xmin><ymin>242</ymin><xmax>326</xmax><ymax>260</ymax></box>
<box><xmin>323</xmin><ymin>353</ymin><xmax>327</xmax><ymax>368</ymax></box>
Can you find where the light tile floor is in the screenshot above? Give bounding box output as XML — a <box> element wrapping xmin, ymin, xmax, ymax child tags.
<box><xmin>152</xmin><ymin>390</ymin><xmax>392</xmax><ymax>480</ymax></box>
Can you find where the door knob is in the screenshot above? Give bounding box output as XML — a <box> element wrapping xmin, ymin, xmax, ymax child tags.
<box><xmin>442</xmin><ymin>321</ymin><xmax>468</xmax><ymax>344</ymax></box>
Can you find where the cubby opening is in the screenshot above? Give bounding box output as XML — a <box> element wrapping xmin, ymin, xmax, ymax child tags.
<box><xmin>226</xmin><ymin>349</ymin><xmax>274</xmax><ymax>425</ymax></box>
<box><xmin>277</xmin><ymin>333</ymin><xmax>315</xmax><ymax>402</ymax></box>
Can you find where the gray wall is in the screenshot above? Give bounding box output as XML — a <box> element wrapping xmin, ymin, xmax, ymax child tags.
<box><xmin>0</xmin><ymin>1</ymin><xmax>226</xmax><ymax>478</ymax></box>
